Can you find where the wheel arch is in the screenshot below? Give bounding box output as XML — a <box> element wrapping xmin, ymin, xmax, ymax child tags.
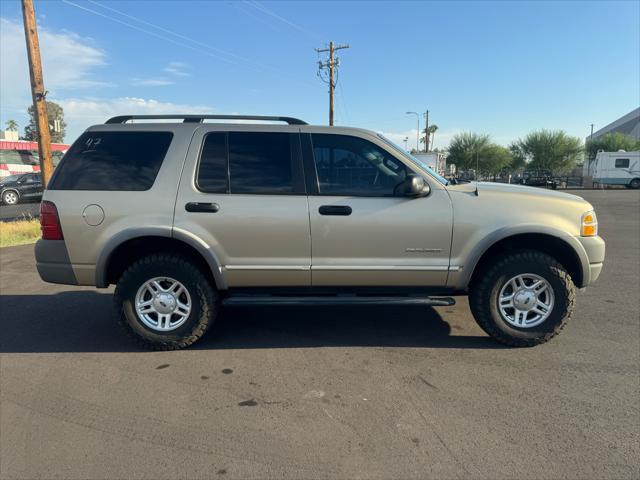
<box><xmin>1</xmin><ymin>188</ymin><xmax>20</xmax><ymax>203</ymax></box>
<box><xmin>462</xmin><ymin>231</ymin><xmax>588</xmax><ymax>290</ymax></box>
<box><xmin>96</xmin><ymin>229</ymin><xmax>226</xmax><ymax>290</ymax></box>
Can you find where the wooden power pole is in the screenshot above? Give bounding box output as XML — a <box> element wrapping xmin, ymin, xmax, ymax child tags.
<box><xmin>316</xmin><ymin>41</ymin><xmax>349</xmax><ymax>126</ymax></box>
<box><xmin>21</xmin><ymin>0</ymin><xmax>53</xmax><ymax>186</ymax></box>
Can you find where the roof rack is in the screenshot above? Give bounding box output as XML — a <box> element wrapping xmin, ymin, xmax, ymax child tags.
<box><xmin>105</xmin><ymin>114</ymin><xmax>308</xmax><ymax>125</ymax></box>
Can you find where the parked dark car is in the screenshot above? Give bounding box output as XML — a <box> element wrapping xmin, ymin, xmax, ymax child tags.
<box><xmin>0</xmin><ymin>173</ymin><xmax>43</xmax><ymax>205</ymax></box>
<box><xmin>519</xmin><ymin>169</ymin><xmax>558</xmax><ymax>189</ymax></box>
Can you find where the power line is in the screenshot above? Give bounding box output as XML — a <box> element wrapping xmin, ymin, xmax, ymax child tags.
<box><xmin>315</xmin><ymin>41</ymin><xmax>349</xmax><ymax>126</ymax></box>
<box><xmin>63</xmin><ymin>0</ymin><xmax>316</xmax><ymax>87</ymax></box>
<box><xmin>243</xmin><ymin>0</ymin><xmax>322</xmax><ymax>41</ymax></box>
<box><xmin>87</xmin><ymin>0</ymin><xmax>252</xmax><ymax>64</ymax></box>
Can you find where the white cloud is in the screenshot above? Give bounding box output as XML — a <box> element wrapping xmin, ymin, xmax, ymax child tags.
<box><xmin>130</xmin><ymin>77</ymin><xmax>174</xmax><ymax>86</ymax></box>
<box><xmin>0</xmin><ymin>17</ymin><xmax>108</xmax><ymax>125</ymax></box>
<box><xmin>164</xmin><ymin>61</ymin><xmax>190</xmax><ymax>77</ymax></box>
<box><xmin>59</xmin><ymin>97</ymin><xmax>213</xmax><ymax>140</ymax></box>
<box><xmin>0</xmin><ymin>18</ymin><xmax>111</xmax><ymax>131</ymax></box>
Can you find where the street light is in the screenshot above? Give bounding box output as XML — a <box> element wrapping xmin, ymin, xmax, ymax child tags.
<box><xmin>403</xmin><ymin>136</ymin><xmax>409</xmax><ymax>151</ymax></box>
<box><xmin>406</xmin><ymin>111</ymin><xmax>419</xmax><ymax>152</ymax></box>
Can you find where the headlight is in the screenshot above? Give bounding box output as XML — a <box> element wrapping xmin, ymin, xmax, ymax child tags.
<box><xmin>581</xmin><ymin>210</ymin><xmax>598</xmax><ymax>237</ymax></box>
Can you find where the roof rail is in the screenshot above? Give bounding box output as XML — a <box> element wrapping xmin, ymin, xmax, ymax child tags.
<box><xmin>105</xmin><ymin>114</ymin><xmax>308</xmax><ymax>125</ymax></box>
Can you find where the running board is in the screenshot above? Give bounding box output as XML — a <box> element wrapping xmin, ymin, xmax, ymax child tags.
<box><xmin>222</xmin><ymin>296</ymin><xmax>456</xmax><ymax>307</ymax></box>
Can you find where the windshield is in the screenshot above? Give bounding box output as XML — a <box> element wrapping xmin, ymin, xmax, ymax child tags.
<box><xmin>0</xmin><ymin>174</ymin><xmax>24</xmax><ymax>183</ymax></box>
<box><xmin>376</xmin><ymin>134</ymin><xmax>449</xmax><ymax>185</ymax></box>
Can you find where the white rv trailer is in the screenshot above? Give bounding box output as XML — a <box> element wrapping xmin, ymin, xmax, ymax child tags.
<box><xmin>591</xmin><ymin>151</ymin><xmax>640</xmax><ymax>189</ymax></box>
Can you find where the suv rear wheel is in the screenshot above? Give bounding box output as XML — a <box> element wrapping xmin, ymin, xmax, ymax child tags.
<box><xmin>469</xmin><ymin>250</ymin><xmax>575</xmax><ymax>347</ymax></box>
<box><xmin>114</xmin><ymin>253</ymin><xmax>218</xmax><ymax>350</ymax></box>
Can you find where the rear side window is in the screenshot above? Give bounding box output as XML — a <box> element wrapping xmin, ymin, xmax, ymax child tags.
<box><xmin>615</xmin><ymin>158</ymin><xmax>630</xmax><ymax>168</ymax></box>
<box><xmin>197</xmin><ymin>132</ymin><xmax>228</xmax><ymax>193</ymax></box>
<box><xmin>196</xmin><ymin>131</ymin><xmax>302</xmax><ymax>195</ymax></box>
<box><xmin>229</xmin><ymin>132</ymin><xmax>293</xmax><ymax>194</ymax></box>
<box><xmin>49</xmin><ymin>131</ymin><xmax>173</xmax><ymax>191</ymax></box>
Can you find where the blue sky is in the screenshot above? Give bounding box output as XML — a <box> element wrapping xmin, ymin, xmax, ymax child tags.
<box><xmin>1</xmin><ymin>0</ymin><xmax>638</xmax><ymax>148</ymax></box>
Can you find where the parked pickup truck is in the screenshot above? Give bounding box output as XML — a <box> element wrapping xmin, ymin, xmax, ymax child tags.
<box><xmin>35</xmin><ymin>115</ymin><xmax>605</xmax><ymax>350</ymax></box>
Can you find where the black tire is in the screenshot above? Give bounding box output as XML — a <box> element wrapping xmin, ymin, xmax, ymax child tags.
<box><xmin>114</xmin><ymin>253</ymin><xmax>218</xmax><ymax>350</ymax></box>
<box><xmin>629</xmin><ymin>178</ymin><xmax>640</xmax><ymax>189</ymax></box>
<box><xmin>2</xmin><ymin>190</ymin><xmax>19</xmax><ymax>205</ymax></box>
<box><xmin>469</xmin><ymin>250</ymin><xmax>575</xmax><ymax>347</ymax></box>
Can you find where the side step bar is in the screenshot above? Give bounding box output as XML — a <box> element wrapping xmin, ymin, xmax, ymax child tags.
<box><xmin>222</xmin><ymin>296</ymin><xmax>456</xmax><ymax>307</ymax></box>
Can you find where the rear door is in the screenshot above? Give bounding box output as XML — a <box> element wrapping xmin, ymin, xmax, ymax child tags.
<box><xmin>175</xmin><ymin>126</ymin><xmax>311</xmax><ymax>287</ymax></box>
<box><xmin>303</xmin><ymin>131</ymin><xmax>453</xmax><ymax>287</ymax></box>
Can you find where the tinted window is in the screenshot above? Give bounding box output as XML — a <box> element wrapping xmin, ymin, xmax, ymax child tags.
<box><xmin>311</xmin><ymin>134</ymin><xmax>408</xmax><ymax>196</ymax></box>
<box><xmin>615</xmin><ymin>158</ymin><xmax>630</xmax><ymax>168</ymax></box>
<box><xmin>228</xmin><ymin>132</ymin><xmax>294</xmax><ymax>194</ymax></box>
<box><xmin>197</xmin><ymin>132</ymin><xmax>228</xmax><ymax>193</ymax></box>
<box><xmin>49</xmin><ymin>132</ymin><xmax>172</xmax><ymax>191</ymax></box>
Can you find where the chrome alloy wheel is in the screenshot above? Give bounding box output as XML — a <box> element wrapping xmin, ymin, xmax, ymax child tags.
<box><xmin>135</xmin><ymin>277</ymin><xmax>192</xmax><ymax>332</ymax></box>
<box><xmin>498</xmin><ymin>273</ymin><xmax>554</xmax><ymax>328</ymax></box>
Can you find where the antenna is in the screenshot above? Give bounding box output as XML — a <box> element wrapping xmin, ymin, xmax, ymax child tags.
<box><xmin>474</xmin><ymin>150</ymin><xmax>479</xmax><ymax>196</ymax></box>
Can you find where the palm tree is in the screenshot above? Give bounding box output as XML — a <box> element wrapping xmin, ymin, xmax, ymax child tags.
<box><xmin>420</xmin><ymin>124</ymin><xmax>439</xmax><ymax>151</ymax></box>
<box><xmin>5</xmin><ymin>119</ymin><xmax>18</xmax><ymax>132</ymax></box>
<box><xmin>429</xmin><ymin>124</ymin><xmax>438</xmax><ymax>150</ymax></box>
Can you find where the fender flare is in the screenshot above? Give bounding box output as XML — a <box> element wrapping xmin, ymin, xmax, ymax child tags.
<box><xmin>95</xmin><ymin>227</ymin><xmax>227</xmax><ymax>290</ymax></box>
<box><xmin>453</xmin><ymin>225</ymin><xmax>590</xmax><ymax>290</ymax></box>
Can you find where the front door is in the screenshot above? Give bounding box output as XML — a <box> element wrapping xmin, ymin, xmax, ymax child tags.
<box><xmin>303</xmin><ymin>132</ymin><xmax>453</xmax><ymax>287</ymax></box>
<box><xmin>175</xmin><ymin>127</ymin><xmax>311</xmax><ymax>287</ymax></box>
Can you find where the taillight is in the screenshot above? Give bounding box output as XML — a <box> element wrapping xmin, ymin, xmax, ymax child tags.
<box><xmin>40</xmin><ymin>201</ymin><xmax>64</xmax><ymax>240</ymax></box>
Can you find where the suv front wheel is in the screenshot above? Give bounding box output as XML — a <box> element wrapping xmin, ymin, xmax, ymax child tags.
<box><xmin>114</xmin><ymin>253</ymin><xmax>218</xmax><ymax>350</ymax></box>
<box><xmin>469</xmin><ymin>250</ymin><xmax>576</xmax><ymax>347</ymax></box>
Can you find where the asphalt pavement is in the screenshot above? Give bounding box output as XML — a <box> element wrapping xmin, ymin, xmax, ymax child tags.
<box><xmin>0</xmin><ymin>201</ymin><xmax>40</xmax><ymax>221</ymax></box>
<box><xmin>0</xmin><ymin>190</ymin><xmax>638</xmax><ymax>479</ymax></box>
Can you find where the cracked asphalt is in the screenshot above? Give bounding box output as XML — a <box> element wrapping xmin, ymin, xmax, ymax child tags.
<box><xmin>1</xmin><ymin>190</ymin><xmax>638</xmax><ymax>479</ymax></box>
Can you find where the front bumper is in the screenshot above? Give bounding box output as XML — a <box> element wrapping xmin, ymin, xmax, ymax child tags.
<box><xmin>577</xmin><ymin>235</ymin><xmax>605</xmax><ymax>286</ymax></box>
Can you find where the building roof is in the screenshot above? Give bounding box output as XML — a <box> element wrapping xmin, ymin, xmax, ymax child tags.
<box><xmin>589</xmin><ymin>107</ymin><xmax>640</xmax><ymax>141</ymax></box>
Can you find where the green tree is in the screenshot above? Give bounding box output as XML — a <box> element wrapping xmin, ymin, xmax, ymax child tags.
<box><xmin>585</xmin><ymin>132</ymin><xmax>640</xmax><ymax>160</ymax></box>
<box><xmin>5</xmin><ymin>119</ymin><xmax>18</xmax><ymax>131</ymax></box>
<box><xmin>508</xmin><ymin>142</ymin><xmax>528</xmax><ymax>171</ymax></box>
<box><xmin>24</xmin><ymin>101</ymin><xmax>66</xmax><ymax>143</ymax></box>
<box><xmin>512</xmin><ymin>129</ymin><xmax>582</xmax><ymax>174</ymax></box>
<box><xmin>479</xmin><ymin>144</ymin><xmax>513</xmax><ymax>175</ymax></box>
<box><xmin>447</xmin><ymin>132</ymin><xmax>491</xmax><ymax>170</ymax></box>
<box><xmin>447</xmin><ymin>132</ymin><xmax>512</xmax><ymax>176</ymax></box>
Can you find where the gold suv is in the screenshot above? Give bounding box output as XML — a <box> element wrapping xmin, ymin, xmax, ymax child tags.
<box><xmin>35</xmin><ymin>115</ymin><xmax>605</xmax><ymax>349</ymax></box>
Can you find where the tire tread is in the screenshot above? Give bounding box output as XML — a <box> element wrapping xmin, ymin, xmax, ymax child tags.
<box><xmin>469</xmin><ymin>250</ymin><xmax>575</xmax><ymax>347</ymax></box>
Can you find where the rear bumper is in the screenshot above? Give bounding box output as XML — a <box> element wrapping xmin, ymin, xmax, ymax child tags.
<box><xmin>35</xmin><ymin>239</ymin><xmax>78</xmax><ymax>285</ymax></box>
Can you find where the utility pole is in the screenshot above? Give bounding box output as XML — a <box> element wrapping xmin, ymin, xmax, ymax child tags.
<box><xmin>423</xmin><ymin>110</ymin><xmax>430</xmax><ymax>152</ymax></box>
<box><xmin>21</xmin><ymin>0</ymin><xmax>53</xmax><ymax>186</ymax></box>
<box><xmin>316</xmin><ymin>41</ymin><xmax>349</xmax><ymax>126</ymax></box>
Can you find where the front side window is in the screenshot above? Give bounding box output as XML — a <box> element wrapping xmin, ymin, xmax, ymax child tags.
<box><xmin>311</xmin><ymin>134</ymin><xmax>408</xmax><ymax>196</ymax></box>
<box><xmin>49</xmin><ymin>131</ymin><xmax>173</xmax><ymax>191</ymax></box>
<box><xmin>615</xmin><ymin>158</ymin><xmax>630</xmax><ymax>168</ymax></box>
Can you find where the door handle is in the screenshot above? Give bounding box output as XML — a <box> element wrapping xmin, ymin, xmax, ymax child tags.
<box><xmin>185</xmin><ymin>202</ymin><xmax>219</xmax><ymax>213</ymax></box>
<box><xmin>318</xmin><ymin>205</ymin><xmax>352</xmax><ymax>216</ymax></box>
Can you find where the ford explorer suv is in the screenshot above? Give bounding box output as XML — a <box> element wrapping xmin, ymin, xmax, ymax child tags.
<box><xmin>35</xmin><ymin>114</ymin><xmax>605</xmax><ymax>350</ymax></box>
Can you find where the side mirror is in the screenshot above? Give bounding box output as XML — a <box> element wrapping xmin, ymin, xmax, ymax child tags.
<box><xmin>401</xmin><ymin>173</ymin><xmax>431</xmax><ymax>197</ymax></box>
